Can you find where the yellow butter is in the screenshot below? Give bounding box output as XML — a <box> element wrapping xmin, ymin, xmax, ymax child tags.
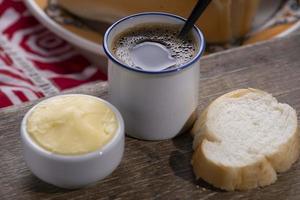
<box><xmin>27</xmin><ymin>95</ymin><xmax>118</xmax><ymax>155</ymax></box>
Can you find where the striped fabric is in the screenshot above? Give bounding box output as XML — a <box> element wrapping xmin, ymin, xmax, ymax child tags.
<box><xmin>0</xmin><ymin>0</ymin><xmax>106</xmax><ymax>108</ymax></box>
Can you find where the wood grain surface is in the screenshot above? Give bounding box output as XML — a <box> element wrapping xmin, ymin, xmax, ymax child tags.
<box><xmin>1</xmin><ymin>34</ymin><xmax>300</xmax><ymax>200</ymax></box>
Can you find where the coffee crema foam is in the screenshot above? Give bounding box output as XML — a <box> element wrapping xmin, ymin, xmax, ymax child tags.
<box><xmin>112</xmin><ymin>23</ymin><xmax>197</xmax><ymax>69</ymax></box>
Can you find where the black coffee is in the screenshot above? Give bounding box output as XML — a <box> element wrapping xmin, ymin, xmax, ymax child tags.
<box><xmin>111</xmin><ymin>23</ymin><xmax>197</xmax><ymax>71</ymax></box>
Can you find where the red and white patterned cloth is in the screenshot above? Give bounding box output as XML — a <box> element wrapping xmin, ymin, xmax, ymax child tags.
<box><xmin>0</xmin><ymin>0</ymin><xmax>106</xmax><ymax>108</ymax></box>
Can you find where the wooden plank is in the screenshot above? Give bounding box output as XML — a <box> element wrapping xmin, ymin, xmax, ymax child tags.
<box><xmin>0</xmin><ymin>34</ymin><xmax>300</xmax><ymax>200</ymax></box>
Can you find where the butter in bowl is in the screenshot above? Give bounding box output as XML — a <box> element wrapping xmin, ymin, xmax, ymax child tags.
<box><xmin>20</xmin><ymin>94</ymin><xmax>124</xmax><ymax>189</ymax></box>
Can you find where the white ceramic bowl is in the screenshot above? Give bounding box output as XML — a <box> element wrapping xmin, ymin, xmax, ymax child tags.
<box><xmin>20</xmin><ymin>94</ymin><xmax>125</xmax><ymax>189</ymax></box>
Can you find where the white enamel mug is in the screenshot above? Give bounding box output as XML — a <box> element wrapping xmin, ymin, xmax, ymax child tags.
<box><xmin>103</xmin><ymin>12</ymin><xmax>205</xmax><ymax>140</ymax></box>
<box><xmin>21</xmin><ymin>94</ymin><xmax>125</xmax><ymax>189</ymax></box>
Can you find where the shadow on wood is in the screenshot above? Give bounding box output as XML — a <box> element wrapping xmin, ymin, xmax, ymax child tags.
<box><xmin>24</xmin><ymin>174</ymin><xmax>73</xmax><ymax>194</ymax></box>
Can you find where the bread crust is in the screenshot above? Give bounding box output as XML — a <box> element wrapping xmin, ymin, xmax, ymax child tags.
<box><xmin>191</xmin><ymin>89</ymin><xmax>299</xmax><ymax>191</ymax></box>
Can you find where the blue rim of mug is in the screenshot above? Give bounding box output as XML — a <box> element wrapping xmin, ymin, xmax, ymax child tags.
<box><xmin>103</xmin><ymin>12</ymin><xmax>206</xmax><ymax>74</ymax></box>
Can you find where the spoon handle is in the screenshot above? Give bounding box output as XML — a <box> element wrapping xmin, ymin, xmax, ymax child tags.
<box><xmin>179</xmin><ymin>0</ymin><xmax>212</xmax><ymax>37</ymax></box>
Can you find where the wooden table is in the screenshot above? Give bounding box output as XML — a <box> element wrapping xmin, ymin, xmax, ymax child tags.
<box><xmin>1</xmin><ymin>34</ymin><xmax>300</xmax><ymax>200</ymax></box>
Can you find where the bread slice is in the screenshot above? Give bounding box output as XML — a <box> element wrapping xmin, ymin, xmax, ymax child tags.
<box><xmin>191</xmin><ymin>88</ymin><xmax>299</xmax><ymax>191</ymax></box>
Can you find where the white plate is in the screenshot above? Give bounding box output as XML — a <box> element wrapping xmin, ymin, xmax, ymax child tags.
<box><xmin>25</xmin><ymin>0</ymin><xmax>104</xmax><ymax>55</ymax></box>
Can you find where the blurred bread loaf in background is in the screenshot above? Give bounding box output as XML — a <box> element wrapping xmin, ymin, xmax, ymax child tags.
<box><xmin>57</xmin><ymin>0</ymin><xmax>260</xmax><ymax>43</ymax></box>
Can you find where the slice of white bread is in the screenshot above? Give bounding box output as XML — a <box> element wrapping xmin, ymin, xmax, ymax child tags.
<box><xmin>191</xmin><ymin>88</ymin><xmax>299</xmax><ymax>191</ymax></box>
